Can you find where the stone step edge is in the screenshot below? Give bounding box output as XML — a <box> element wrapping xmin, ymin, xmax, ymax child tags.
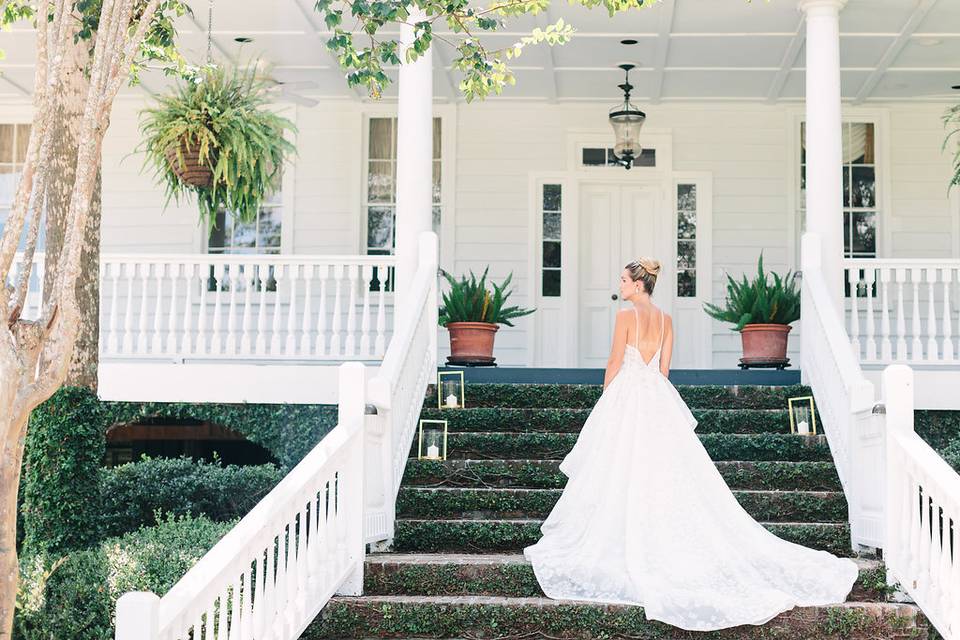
<box><xmin>399</xmin><ymin>487</ymin><xmax>844</xmax><ymax>497</ymax></box>
<box><xmin>396</xmin><ymin>518</ymin><xmax>847</xmax><ymax>527</ymax></box>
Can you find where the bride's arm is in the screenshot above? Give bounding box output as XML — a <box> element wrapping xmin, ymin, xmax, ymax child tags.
<box><xmin>603</xmin><ymin>311</ymin><xmax>629</xmax><ymax>389</ymax></box>
<box><xmin>659</xmin><ymin>314</ymin><xmax>674</xmax><ymax>378</ymax></box>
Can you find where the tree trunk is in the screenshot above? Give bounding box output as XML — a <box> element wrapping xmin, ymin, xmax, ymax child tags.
<box><xmin>0</xmin><ymin>367</ymin><xmax>30</xmax><ymax>640</ymax></box>
<box><xmin>43</xmin><ymin>36</ymin><xmax>101</xmax><ymax>392</ymax></box>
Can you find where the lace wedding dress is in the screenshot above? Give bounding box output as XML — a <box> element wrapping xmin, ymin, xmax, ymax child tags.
<box><xmin>523</xmin><ymin>308</ymin><xmax>859</xmax><ymax>631</ymax></box>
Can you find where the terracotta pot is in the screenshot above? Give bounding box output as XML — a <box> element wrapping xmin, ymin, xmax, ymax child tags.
<box><xmin>164</xmin><ymin>137</ymin><xmax>214</xmax><ymax>188</ymax></box>
<box><xmin>446</xmin><ymin>322</ymin><xmax>499</xmax><ymax>365</ymax></box>
<box><xmin>740</xmin><ymin>323</ymin><xmax>792</xmax><ymax>362</ymax></box>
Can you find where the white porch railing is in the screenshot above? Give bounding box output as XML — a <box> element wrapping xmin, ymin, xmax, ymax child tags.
<box><xmin>115</xmin><ymin>233</ymin><xmax>439</xmax><ymax>640</ymax></box>
<box><xmin>801</xmin><ymin>234</ymin><xmax>884</xmax><ymax>550</ymax></box>
<box><xmin>99</xmin><ymin>254</ymin><xmax>395</xmax><ymax>360</ymax></box>
<box><xmin>845</xmin><ymin>258</ymin><xmax>960</xmax><ymax>365</ymax></box>
<box><xmin>883</xmin><ymin>365</ymin><xmax>960</xmax><ymax>640</ymax></box>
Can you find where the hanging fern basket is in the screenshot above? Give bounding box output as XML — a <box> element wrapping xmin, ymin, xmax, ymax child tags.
<box><xmin>164</xmin><ymin>137</ymin><xmax>215</xmax><ymax>188</ymax></box>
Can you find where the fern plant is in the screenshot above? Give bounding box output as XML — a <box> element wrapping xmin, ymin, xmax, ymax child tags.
<box><xmin>438</xmin><ymin>267</ymin><xmax>535</xmax><ymax>327</ymax></box>
<box><xmin>944</xmin><ymin>104</ymin><xmax>960</xmax><ymax>192</ymax></box>
<box><xmin>702</xmin><ymin>253</ymin><xmax>800</xmax><ymax>331</ymax></box>
<box><xmin>138</xmin><ymin>63</ymin><xmax>296</xmax><ymax>230</ymax></box>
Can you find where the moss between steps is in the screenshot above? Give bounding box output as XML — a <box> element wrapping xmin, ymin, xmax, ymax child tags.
<box><xmin>393</xmin><ymin>520</ymin><xmax>853</xmax><ymax>557</ymax></box>
<box><xmin>395</xmin><ymin>487</ymin><xmax>848</xmax><ymax>523</ymax></box>
<box><xmin>304</xmin><ymin>598</ymin><xmax>926</xmax><ymax>640</ymax></box>
<box><xmin>364</xmin><ymin>559</ymin><xmax>890</xmax><ymax>602</ymax></box>
<box><xmin>413</xmin><ymin>432</ymin><xmax>833</xmax><ymax>462</ymax></box>
<box><xmin>402</xmin><ymin>460</ymin><xmax>844</xmax><ymax>492</ymax></box>
<box><xmin>419</xmin><ymin>407</ymin><xmax>796</xmax><ymax>435</ymax></box>
<box><xmin>425</xmin><ymin>383</ymin><xmax>814</xmax><ymax>411</ymax></box>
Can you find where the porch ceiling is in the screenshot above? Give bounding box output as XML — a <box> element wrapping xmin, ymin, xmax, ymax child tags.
<box><xmin>0</xmin><ymin>0</ymin><xmax>958</xmax><ymax>103</ymax></box>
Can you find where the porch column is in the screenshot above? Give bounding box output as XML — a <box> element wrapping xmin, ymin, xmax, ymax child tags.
<box><xmin>799</xmin><ymin>0</ymin><xmax>847</xmax><ymax>313</ymax></box>
<box><xmin>394</xmin><ymin>8</ymin><xmax>434</xmax><ymax>308</ymax></box>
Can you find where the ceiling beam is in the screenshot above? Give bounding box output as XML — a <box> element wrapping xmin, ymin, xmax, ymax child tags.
<box><xmin>648</xmin><ymin>0</ymin><xmax>676</xmax><ymax>104</ymax></box>
<box><xmin>853</xmin><ymin>0</ymin><xmax>939</xmax><ymax>104</ymax></box>
<box><xmin>535</xmin><ymin>9</ymin><xmax>558</xmax><ymax>102</ymax></box>
<box><xmin>766</xmin><ymin>20</ymin><xmax>804</xmax><ymax>103</ymax></box>
<box><xmin>431</xmin><ymin>43</ymin><xmax>459</xmax><ymax>102</ymax></box>
<box><xmin>290</xmin><ymin>0</ymin><xmax>366</xmax><ymax>101</ymax></box>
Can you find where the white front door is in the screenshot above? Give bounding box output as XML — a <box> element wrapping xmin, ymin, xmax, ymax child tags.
<box><xmin>578</xmin><ymin>182</ymin><xmax>671</xmax><ymax>367</ymax></box>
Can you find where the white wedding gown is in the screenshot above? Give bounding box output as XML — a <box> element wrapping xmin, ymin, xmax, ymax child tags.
<box><xmin>523</xmin><ymin>308</ymin><xmax>859</xmax><ymax>631</ymax></box>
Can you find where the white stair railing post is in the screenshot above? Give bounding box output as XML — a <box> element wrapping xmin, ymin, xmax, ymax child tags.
<box><xmin>882</xmin><ymin>364</ymin><xmax>914</xmax><ymax>591</ymax></box>
<box><xmin>335</xmin><ymin>362</ymin><xmax>366</xmax><ymax>596</ymax></box>
<box><xmin>115</xmin><ymin>591</ymin><xmax>160</xmax><ymax>640</ymax></box>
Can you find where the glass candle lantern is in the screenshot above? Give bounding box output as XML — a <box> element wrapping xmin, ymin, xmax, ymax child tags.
<box><xmin>788</xmin><ymin>396</ymin><xmax>817</xmax><ymax>436</ymax></box>
<box><xmin>418</xmin><ymin>419</ymin><xmax>448</xmax><ymax>460</ymax></box>
<box><xmin>437</xmin><ymin>371</ymin><xmax>465</xmax><ymax>410</ymax></box>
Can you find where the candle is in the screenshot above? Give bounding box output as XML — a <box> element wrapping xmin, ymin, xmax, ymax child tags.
<box><xmin>797</xmin><ymin>419</ymin><xmax>809</xmax><ymax>435</ymax></box>
<box><xmin>427</xmin><ymin>444</ymin><xmax>440</xmax><ymax>459</ymax></box>
<box><xmin>445</xmin><ymin>393</ymin><xmax>459</xmax><ymax>408</ymax></box>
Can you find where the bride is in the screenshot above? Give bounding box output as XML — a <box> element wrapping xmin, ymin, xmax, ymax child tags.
<box><xmin>522</xmin><ymin>257</ymin><xmax>859</xmax><ymax>631</ymax></box>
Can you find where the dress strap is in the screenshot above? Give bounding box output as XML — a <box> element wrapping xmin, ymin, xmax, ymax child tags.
<box><xmin>658</xmin><ymin>309</ymin><xmax>665</xmax><ymax>352</ymax></box>
<box><xmin>633</xmin><ymin>307</ymin><xmax>640</xmax><ymax>350</ymax></box>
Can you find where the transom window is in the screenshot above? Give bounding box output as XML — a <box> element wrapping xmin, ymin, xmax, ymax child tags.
<box><xmin>581</xmin><ymin>146</ymin><xmax>656</xmax><ymax>168</ymax></box>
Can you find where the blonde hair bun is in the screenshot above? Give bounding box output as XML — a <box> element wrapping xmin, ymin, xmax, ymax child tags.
<box><xmin>625</xmin><ymin>257</ymin><xmax>662</xmax><ymax>295</ymax></box>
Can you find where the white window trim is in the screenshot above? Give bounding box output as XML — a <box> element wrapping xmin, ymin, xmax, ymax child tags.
<box><xmin>786</xmin><ymin>107</ymin><xmax>891</xmax><ymax>269</ymax></box>
<box><xmin>672</xmin><ymin>172</ymin><xmax>714</xmax><ymax>367</ymax></box>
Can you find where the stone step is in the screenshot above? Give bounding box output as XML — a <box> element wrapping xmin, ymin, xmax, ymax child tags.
<box><xmin>402</xmin><ymin>459</ymin><xmax>844</xmax><ymax>491</ymax></box>
<box><xmin>425</xmin><ymin>383</ymin><xmax>813</xmax><ymax>411</ymax></box>
<box><xmin>419</xmin><ymin>407</ymin><xmax>800</xmax><ymax>435</ymax></box>
<box><xmin>396</xmin><ymin>487</ymin><xmax>848</xmax><ymax>523</ymax></box>
<box><xmin>363</xmin><ymin>553</ymin><xmax>892</xmax><ymax>603</ymax></box>
<box><xmin>393</xmin><ymin>519</ymin><xmax>854</xmax><ymax>557</ymax></box>
<box><xmin>306</xmin><ymin>596</ymin><xmax>926</xmax><ymax>639</ymax></box>
<box><xmin>411</xmin><ymin>432</ymin><xmax>833</xmax><ymax>462</ymax></box>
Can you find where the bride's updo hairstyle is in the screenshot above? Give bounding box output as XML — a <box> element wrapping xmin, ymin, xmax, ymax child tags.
<box><xmin>625</xmin><ymin>257</ymin><xmax>662</xmax><ymax>295</ymax></box>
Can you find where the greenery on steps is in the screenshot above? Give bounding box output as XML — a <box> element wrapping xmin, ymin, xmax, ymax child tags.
<box><xmin>403</xmin><ymin>459</ymin><xmax>844</xmax><ymax>491</ymax></box>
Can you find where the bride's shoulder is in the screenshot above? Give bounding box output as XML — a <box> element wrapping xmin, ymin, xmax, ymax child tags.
<box><xmin>614</xmin><ymin>308</ymin><xmax>635</xmax><ymax>324</ymax></box>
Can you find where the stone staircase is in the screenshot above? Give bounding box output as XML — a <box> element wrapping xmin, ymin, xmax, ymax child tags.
<box><xmin>304</xmin><ymin>382</ymin><xmax>929</xmax><ymax>639</ymax></box>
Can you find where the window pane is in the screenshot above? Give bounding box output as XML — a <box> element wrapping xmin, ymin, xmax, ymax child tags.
<box><xmin>677</xmin><ymin>184</ymin><xmax>696</xmax><ymax>212</ymax></box>
<box><xmin>800</xmin><ymin>164</ymin><xmax>806</xmax><ymax>210</ymax></box>
<box><xmin>258</xmin><ymin>207</ymin><xmax>282</xmax><ymax>250</ymax></box>
<box><xmin>635</xmin><ymin>149</ymin><xmax>656</xmax><ymax>167</ymax></box>
<box><xmin>433</xmin><ymin>117</ymin><xmax>442</xmax><ymax>159</ymax></box>
<box><xmin>543</xmin><ymin>241</ymin><xmax>561</xmax><ymax>268</ymax></box>
<box><xmin>0</xmin><ymin>126</ymin><xmax>13</xmax><ymax>163</ymax></box>
<box><xmin>542</xmin><ymin>269</ymin><xmax>561</xmax><ymax>297</ymax></box>
<box><xmin>368</xmin><ymin>118</ymin><xmax>394</xmax><ymax>160</ymax></box>
<box><xmin>208</xmin><ymin>210</ymin><xmax>227</xmax><ymax>252</ymax></box>
<box><xmin>367</xmin><ymin>206</ymin><xmax>394</xmax><ymax>250</ymax></box>
<box><xmin>850</xmin><ymin>211</ymin><xmax>876</xmax><ymax>256</ymax></box>
<box><xmin>230</xmin><ymin>216</ymin><xmax>257</xmax><ymax>252</ymax></box>
<box><xmin>543</xmin><ymin>184</ymin><xmax>561</xmax><ymax>211</ymax></box>
<box><xmin>0</xmin><ymin>165</ymin><xmax>17</xmax><ymax>205</ymax></box>
<box><xmin>543</xmin><ymin>211</ymin><xmax>561</xmax><ymax>240</ymax></box>
<box><xmin>582</xmin><ymin>148</ymin><xmax>606</xmax><ymax>166</ymax></box>
<box><xmin>678</xmin><ymin>209</ymin><xmax>696</xmax><ymax>240</ymax></box>
<box><xmin>432</xmin><ymin>205</ymin><xmax>441</xmax><ymax>236</ymax></box>
<box><xmin>677</xmin><ymin>269</ymin><xmax>696</xmax><ymax>297</ymax></box>
<box><xmin>677</xmin><ymin>240</ymin><xmax>696</xmax><ymax>269</ymax></box>
<box><xmin>847</xmin><ymin>122</ymin><xmax>874</xmax><ymax>164</ymax></box>
<box><xmin>15</xmin><ymin>124</ymin><xmax>29</xmax><ymax>163</ymax></box>
<box><xmin>800</xmin><ymin>122</ymin><xmax>806</xmax><ymax>165</ymax></box>
<box><xmin>843</xmin><ymin>166</ymin><xmax>851</xmax><ymax>207</ymax></box>
<box><xmin>432</xmin><ymin>161</ymin><xmax>441</xmax><ymax>205</ymax></box>
<box><xmin>851</xmin><ymin>166</ymin><xmax>875</xmax><ymax>208</ymax></box>
<box><xmin>368</xmin><ymin>160</ymin><xmax>395</xmax><ymax>203</ymax></box>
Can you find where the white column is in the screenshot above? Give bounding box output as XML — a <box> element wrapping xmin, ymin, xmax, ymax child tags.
<box><xmin>394</xmin><ymin>7</ymin><xmax>434</xmax><ymax>309</ymax></box>
<box><xmin>799</xmin><ymin>0</ymin><xmax>847</xmax><ymax>315</ymax></box>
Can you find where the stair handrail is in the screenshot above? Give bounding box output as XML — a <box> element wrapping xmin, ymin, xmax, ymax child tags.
<box><xmin>800</xmin><ymin>232</ymin><xmax>884</xmax><ymax>550</ymax></box>
<box><xmin>116</xmin><ymin>362</ymin><xmax>368</xmax><ymax>640</ymax></box>
<box><xmin>882</xmin><ymin>365</ymin><xmax>960</xmax><ymax>640</ymax></box>
<box><xmin>365</xmin><ymin>231</ymin><xmax>439</xmax><ymax>545</ymax></box>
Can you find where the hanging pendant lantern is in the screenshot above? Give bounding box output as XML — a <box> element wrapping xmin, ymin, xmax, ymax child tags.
<box><xmin>609</xmin><ymin>64</ymin><xmax>646</xmax><ymax>170</ymax></box>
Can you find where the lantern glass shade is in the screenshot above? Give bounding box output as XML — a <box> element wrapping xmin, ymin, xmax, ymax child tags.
<box><xmin>418</xmin><ymin>419</ymin><xmax>448</xmax><ymax>460</ymax></box>
<box><xmin>609</xmin><ymin>105</ymin><xmax>646</xmax><ymax>161</ymax></box>
<box><xmin>788</xmin><ymin>396</ymin><xmax>817</xmax><ymax>435</ymax></box>
<box><xmin>437</xmin><ymin>371</ymin><xmax>465</xmax><ymax>409</ymax></box>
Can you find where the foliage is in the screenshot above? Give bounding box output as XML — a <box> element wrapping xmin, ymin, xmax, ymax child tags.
<box><xmin>314</xmin><ymin>0</ymin><xmax>660</xmax><ymax>101</ymax></box>
<box><xmin>99</xmin><ymin>454</ymin><xmax>283</xmax><ymax>538</ymax></box>
<box><xmin>944</xmin><ymin>104</ymin><xmax>960</xmax><ymax>194</ymax></box>
<box><xmin>702</xmin><ymin>253</ymin><xmax>801</xmax><ymax>330</ymax></box>
<box><xmin>138</xmin><ymin>63</ymin><xmax>297</xmax><ymax>229</ymax></box>
<box><xmin>438</xmin><ymin>267</ymin><xmax>535</xmax><ymax>327</ymax></box>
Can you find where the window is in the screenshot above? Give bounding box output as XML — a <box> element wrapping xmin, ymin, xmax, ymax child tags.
<box><xmin>581</xmin><ymin>146</ymin><xmax>656</xmax><ymax>168</ymax></box>
<box><xmin>0</xmin><ymin>124</ymin><xmax>36</xmax><ymax>248</ymax></box>
<box><xmin>541</xmin><ymin>184</ymin><xmax>562</xmax><ymax>297</ymax></box>
<box><xmin>800</xmin><ymin>122</ymin><xmax>877</xmax><ymax>258</ymax></box>
<box><xmin>676</xmin><ymin>184</ymin><xmax>697</xmax><ymax>297</ymax></box>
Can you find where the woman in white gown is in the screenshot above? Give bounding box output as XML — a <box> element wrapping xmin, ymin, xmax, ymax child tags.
<box><xmin>523</xmin><ymin>257</ymin><xmax>859</xmax><ymax>632</ymax></box>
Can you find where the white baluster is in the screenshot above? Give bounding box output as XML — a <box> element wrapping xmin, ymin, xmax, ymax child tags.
<box><xmin>315</xmin><ymin>265</ymin><xmax>329</xmax><ymax>356</ymax></box>
<box><xmin>880</xmin><ymin>268</ymin><xmax>892</xmax><ymax>361</ymax></box>
<box><xmin>137</xmin><ymin>263</ymin><xmax>150</xmax><ymax>354</ymax></box>
<box><xmin>330</xmin><ymin>265</ymin><xmax>344</xmax><ymax>356</ymax></box>
<box><xmin>926</xmin><ymin>268</ymin><xmax>939</xmax><ymax>362</ymax></box>
<box><xmin>240</xmin><ymin>263</ymin><xmax>254</xmax><ymax>355</ymax></box>
<box><xmin>864</xmin><ymin>267</ymin><xmax>876</xmax><ymax>361</ymax></box>
<box><xmin>375</xmin><ymin>263</ymin><xmax>387</xmax><ymax>356</ymax></box>
<box><xmin>216</xmin><ymin>585</ymin><xmax>229</xmax><ymax>640</ymax></box>
<box><xmin>151</xmin><ymin>263</ymin><xmax>165</xmax><ymax>354</ymax></box>
<box><xmin>848</xmin><ymin>267</ymin><xmax>860</xmax><ymax>358</ymax></box>
<box><xmin>942</xmin><ymin>268</ymin><xmax>954</xmax><ymax>362</ymax></box>
<box><xmin>360</xmin><ymin>265</ymin><xmax>373</xmax><ymax>356</ymax></box>
<box><xmin>256</xmin><ymin>264</ymin><xmax>269</xmax><ymax>355</ymax></box>
<box><xmin>300</xmin><ymin>265</ymin><xmax>315</xmax><ymax>355</ymax></box>
<box><xmin>226</xmin><ymin>263</ymin><xmax>239</xmax><ymax>355</ymax></box>
<box><xmin>285</xmin><ymin>264</ymin><xmax>300</xmax><ymax>355</ymax></box>
<box><xmin>121</xmin><ymin>263</ymin><xmax>135</xmax><ymax>354</ymax></box>
<box><xmin>196</xmin><ymin>264</ymin><xmax>210</xmax><ymax>355</ymax></box>
<box><xmin>344</xmin><ymin>264</ymin><xmax>359</xmax><ymax>356</ymax></box>
<box><xmin>211</xmin><ymin>263</ymin><xmax>225</xmax><ymax>356</ymax></box>
<box><xmin>896</xmin><ymin>268</ymin><xmax>908</xmax><ymax>361</ymax></box>
<box><xmin>181</xmin><ymin>263</ymin><xmax>195</xmax><ymax>357</ymax></box>
<box><xmin>107</xmin><ymin>262</ymin><xmax>120</xmax><ymax>354</ymax></box>
<box><xmin>166</xmin><ymin>263</ymin><xmax>180</xmax><ymax>356</ymax></box>
<box><xmin>911</xmin><ymin>267</ymin><xmax>923</xmax><ymax>361</ymax></box>
<box><xmin>271</xmin><ymin>264</ymin><xmax>285</xmax><ymax>354</ymax></box>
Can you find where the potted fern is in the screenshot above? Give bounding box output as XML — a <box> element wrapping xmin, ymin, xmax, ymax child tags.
<box><xmin>702</xmin><ymin>254</ymin><xmax>801</xmax><ymax>369</ymax></box>
<box><xmin>138</xmin><ymin>64</ymin><xmax>296</xmax><ymax>229</ymax></box>
<box><xmin>439</xmin><ymin>268</ymin><xmax>535</xmax><ymax>365</ymax></box>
